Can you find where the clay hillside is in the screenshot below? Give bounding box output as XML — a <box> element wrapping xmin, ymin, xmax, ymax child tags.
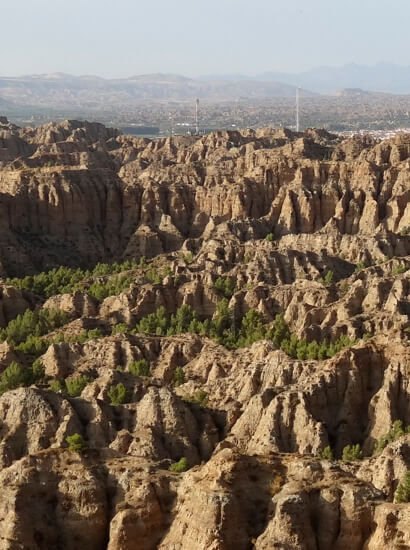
<box><xmin>0</xmin><ymin>117</ymin><xmax>409</xmax><ymax>550</ymax></box>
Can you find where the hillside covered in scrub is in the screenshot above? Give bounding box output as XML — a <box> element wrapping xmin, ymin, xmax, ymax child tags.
<box><xmin>0</xmin><ymin>117</ymin><xmax>408</xmax><ymax>549</ymax></box>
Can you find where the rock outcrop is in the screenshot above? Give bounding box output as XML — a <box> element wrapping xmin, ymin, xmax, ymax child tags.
<box><xmin>0</xmin><ymin>119</ymin><xmax>408</xmax><ymax>549</ymax></box>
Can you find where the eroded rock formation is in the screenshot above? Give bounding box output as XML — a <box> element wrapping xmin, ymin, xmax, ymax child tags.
<box><xmin>0</xmin><ymin>118</ymin><xmax>408</xmax><ymax>549</ymax></box>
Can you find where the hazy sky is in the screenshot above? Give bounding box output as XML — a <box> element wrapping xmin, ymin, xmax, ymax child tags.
<box><xmin>2</xmin><ymin>0</ymin><xmax>410</xmax><ymax>77</ymax></box>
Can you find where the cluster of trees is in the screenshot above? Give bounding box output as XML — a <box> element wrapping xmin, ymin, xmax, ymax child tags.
<box><xmin>7</xmin><ymin>260</ymin><xmax>139</xmax><ymax>299</ymax></box>
<box><xmin>0</xmin><ymin>359</ymin><xmax>44</xmax><ymax>396</ymax></box>
<box><xmin>320</xmin><ymin>421</ymin><xmax>409</xmax><ymax>464</ymax></box>
<box><xmin>0</xmin><ymin>308</ymin><xmax>69</xmax><ymax>356</ymax></box>
<box><xmin>0</xmin><ymin>307</ymin><xmax>106</xmax><ymax>358</ymax></box>
<box><xmin>213</xmin><ymin>277</ymin><xmax>236</xmax><ymax>299</ymax></box>
<box><xmin>86</xmin><ymin>274</ymin><xmax>134</xmax><ymax>301</ymax></box>
<box><xmin>50</xmin><ymin>328</ymin><xmax>103</xmax><ymax>345</ymax></box>
<box><xmin>0</xmin><ymin>360</ymin><xmax>93</xmax><ymax>399</ymax></box>
<box><xmin>342</xmin><ymin>444</ymin><xmax>363</xmax><ymax>461</ymax></box>
<box><xmin>49</xmin><ymin>375</ymin><xmax>91</xmax><ymax>397</ymax></box>
<box><xmin>0</xmin><ymin>308</ymin><xmax>69</xmax><ymax>346</ymax></box>
<box><xmin>320</xmin><ymin>444</ymin><xmax>363</xmax><ymax>462</ymax></box>
<box><xmin>128</xmin><ymin>359</ymin><xmax>151</xmax><ymax>377</ymax></box>
<box><xmin>134</xmin><ymin>302</ymin><xmax>357</xmax><ymax>359</ymax></box>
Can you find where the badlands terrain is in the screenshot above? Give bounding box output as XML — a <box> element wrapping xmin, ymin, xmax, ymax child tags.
<box><xmin>0</xmin><ymin>117</ymin><xmax>408</xmax><ymax>549</ymax></box>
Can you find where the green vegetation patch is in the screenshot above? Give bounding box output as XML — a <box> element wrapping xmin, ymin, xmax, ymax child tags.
<box><xmin>108</xmin><ymin>382</ymin><xmax>130</xmax><ymax>405</ymax></box>
<box><xmin>7</xmin><ymin>260</ymin><xmax>138</xmax><ymax>299</ymax></box>
<box><xmin>373</xmin><ymin>420</ymin><xmax>409</xmax><ymax>454</ymax></box>
<box><xmin>0</xmin><ymin>359</ymin><xmax>45</xmax><ymax>396</ymax></box>
<box><xmin>342</xmin><ymin>444</ymin><xmax>362</xmax><ymax>461</ymax></box>
<box><xmin>134</xmin><ymin>302</ymin><xmax>357</xmax><ymax>359</ymax></box>
<box><xmin>395</xmin><ymin>470</ymin><xmax>410</xmax><ymax>503</ymax></box>
<box><xmin>129</xmin><ymin>359</ymin><xmax>151</xmax><ymax>377</ymax></box>
<box><xmin>213</xmin><ymin>277</ymin><xmax>236</xmax><ymax>299</ymax></box>
<box><xmin>0</xmin><ymin>308</ymin><xmax>69</xmax><ymax>347</ymax></box>
<box><xmin>319</xmin><ymin>446</ymin><xmax>334</xmax><ymax>461</ymax></box>
<box><xmin>66</xmin><ymin>433</ymin><xmax>87</xmax><ymax>453</ymax></box>
<box><xmin>169</xmin><ymin>457</ymin><xmax>188</xmax><ymax>472</ymax></box>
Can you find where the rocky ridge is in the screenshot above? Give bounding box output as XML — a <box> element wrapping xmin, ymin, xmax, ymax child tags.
<box><xmin>0</xmin><ymin>118</ymin><xmax>408</xmax><ymax>549</ymax></box>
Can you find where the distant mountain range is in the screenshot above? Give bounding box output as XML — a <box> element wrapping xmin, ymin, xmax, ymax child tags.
<box><xmin>1</xmin><ymin>64</ymin><xmax>410</xmax><ymax>113</ymax></box>
<box><xmin>0</xmin><ymin>73</ymin><xmax>314</xmax><ymax>110</ymax></box>
<box><xmin>200</xmin><ymin>63</ymin><xmax>410</xmax><ymax>94</ymax></box>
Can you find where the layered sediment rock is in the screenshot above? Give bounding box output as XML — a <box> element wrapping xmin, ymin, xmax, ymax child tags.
<box><xmin>0</xmin><ymin>119</ymin><xmax>408</xmax><ymax>549</ymax></box>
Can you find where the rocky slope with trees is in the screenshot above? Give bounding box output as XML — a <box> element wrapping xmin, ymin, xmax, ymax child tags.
<box><xmin>0</xmin><ymin>118</ymin><xmax>408</xmax><ymax>549</ymax></box>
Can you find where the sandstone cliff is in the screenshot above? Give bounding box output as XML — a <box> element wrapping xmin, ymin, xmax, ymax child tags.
<box><xmin>0</xmin><ymin>118</ymin><xmax>408</xmax><ymax>549</ymax></box>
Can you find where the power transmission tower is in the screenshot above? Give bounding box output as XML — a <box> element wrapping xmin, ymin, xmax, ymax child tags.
<box><xmin>296</xmin><ymin>87</ymin><xmax>300</xmax><ymax>132</ymax></box>
<box><xmin>195</xmin><ymin>98</ymin><xmax>200</xmax><ymax>135</ymax></box>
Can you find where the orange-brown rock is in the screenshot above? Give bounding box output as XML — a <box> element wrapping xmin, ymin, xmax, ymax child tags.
<box><xmin>0</xmin><ymin>120</ymin><xmax>408</xmax><ymax>549</ymax></box>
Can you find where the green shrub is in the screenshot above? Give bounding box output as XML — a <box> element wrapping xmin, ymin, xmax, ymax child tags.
<box><xmin>236</xmin><ymin>309</ymin><xmax>267</xmax><ymax>348</ymax></box>
<box><xmin>173</xmin><ymin>367</ymin><xmax>186</xmax><ymax>387</ymax></box>
<box><xmin>65</xmin><ymin>375</ymin><xmax>91</xmax><ymax>397</ymax></box>
<box><xmin>320</xmin><ymin>446</ymin><xmax>334</xmax><ymax>461</ymax></box>
<box><xmin>31</xmin><ymin>358</ymin><xmax>45</xmax><ymax>382</ymax></box>
<box><xmin>136</xmin><ymin>306</ymin><xmax>169</xmax><ymax>336</ymax></box>
<box><xmin>191</xmin><ymin>390</ymin><xmax>208</xmax><ymax>406</ymax></box>
<box><xmin>265</xmin><ymin>233</ymin><xmax>274</xmax><ymax>242</ymax></box>
<box><xmin>339</xmin><ymin>281</ymin><xmax>349</xmax><ymax>294</ymax></box>
<box><xmin>342</xmin><ymin>444</ymin><xmax>362</xmax><ymax>461</ymax></box>
<box><xmin>207</xmin><ymin>299</ymin><xmax>235</xmax><ymax>346</ymax></box>
<box><xmin>318</xmin><ymin>270</ymin><xmax>334</xmax><ymax>285</ymax></box>
<box><xmin>85</xmin><ymin>328</ymin><xmax>103</xmax><ymax>340</ymax></box>
<box><xmin>355</xmin><ymin>261</ymin><xmax>366</xmax><ymax>272</ymax></box>
<box><xmin>55</xmin><ymin>328</ymin><xmax>104</xmax><ymax>345</ymax></box>
<box><xmin>0</xmin><ymin>359</ymin><xmax>46</xmax><ymax>396</ymax></box>
<box><xmin>213</xmin><ymin>277</ymin><xmax>236</xmax><ymax>299</ymax></box>
<box><xmin>48</xmin><ymin>379</ymin><xmax>65</xmax><ymax>392</ymax></box>
<box><xmin>169</xmin><ymin>457</ymin><xmax>188</xmax><ymax>472</ymax></box>
<box><xmin>374</xmin><ymin>420</ymin><xmax>409</xmax><ymax>454</ymax></box>
<box><xmin>182</xmin><ymin>252</ymin><xmax>194</xmax><ymax>264</ymax></box>
<box><xmin>145</xmin><ymin>267</ymin><xmax>162</xmax><ymax>285</ymax></box>
<box><xmin>66</xmin><ymin>433</ymin><xmax>87</xmax><ymax>453</ymax></box>
<box><xmin>14</xmin><ymin>334</ymin><xmax>49</xmax><ymax>355</ymax></box>
<box><xmin>108</xmin><ymin>382</ymin><xmax>130</xmax><ymax>405</ymax></box>
<box><xmin>0</xmin><ymin>361</ymin><xmax>29</xmax><ymax>395</ymax></box>
<box><xmin>392</xmin><ymin>264</ymin><xmax>407</xmax><ymax>276</ymax></box>
<box><xmin>129</xmin><ymin>359</ymin><xmax>151</xmax><ymax>377</ymax></box>
<box><xmin>394</xmin><ymin>470</ymin><xmax>410</xmax><ymax>503</ymax></box>
<box><xmin>111</xmin><ymin>323</ymin><xmax>130</xmax><ymax>335</ymax></box>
